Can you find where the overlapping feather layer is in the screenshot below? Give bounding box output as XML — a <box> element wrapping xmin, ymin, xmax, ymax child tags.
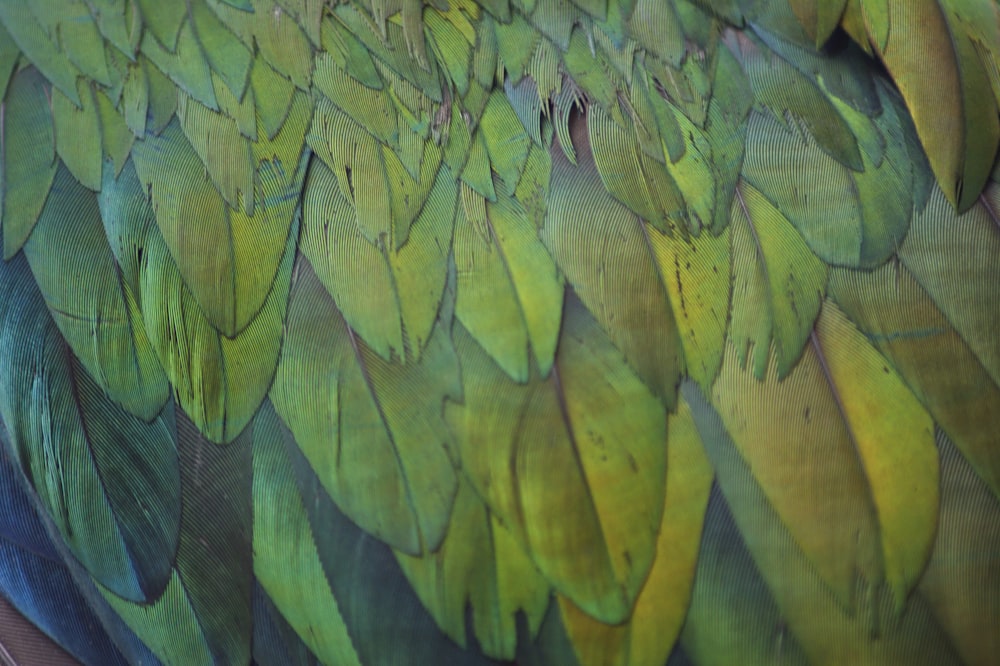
<box><xmin>0</xmin><ymin>1</ymin><xmax>998</xmax><ymax>664</ymax></box>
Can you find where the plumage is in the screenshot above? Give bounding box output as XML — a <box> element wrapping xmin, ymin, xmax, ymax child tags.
<box><xmin>0</xmin><ymin>1</ymin><xmax>998</xmax><ymax>664</ymax></box>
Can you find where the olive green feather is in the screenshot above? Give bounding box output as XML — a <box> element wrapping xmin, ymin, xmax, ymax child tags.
<box><xmin>1</xmin><ymin>67</ymin><xmax>57</xmax><ymax>260</ymax></box>
<box><xmin>447</xmin><ymin>294</ymin><xmax>667</xmax><ymax>624</ymax></box>
<box><xmin>0</xmin><ymin>1</ymin><xmax>998</xmax><ymax>664</ymax></box>
<box><xmin>102</xmin><ymin>157</ymin><xmax>297</xmax><ymax>443</ymax></box>
<box><xmin>270</xmin><ymin>257</ymin><xmax>460</xmax><ymax>555</ymax></box>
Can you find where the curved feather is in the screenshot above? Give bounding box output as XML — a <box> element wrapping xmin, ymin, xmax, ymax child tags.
<box><xmin>251</xmin><ymin>402</ymin><xmax>362</xmax><ymax>666</ymax></box>
<box><xmin>187</xmin><ymin>0</ymin><xmax>252</xmax><ymax>100</ymax></box>
<box><xmin>787</xmin><ymin>0</ymin><xmax>848</xmax><ymax>47</ymax></box>
<box><xmin>100</xmin><ymin>412</ymin><xmax>252</xmax><ymax>665</ymax></box>
<box><xmin>132</xmin><ymin>93</ymin><xmax>309</xmax><ymax>337</ymax></box>
<box><xmin>0</xmin><ymin>2</ymin><xmax>82</xmax><ymax>104</ymax></box>
<box><xmin>557</xmin><ymin>398</ymin><xmax>714</xmax><ymax>666</ymax></box>
<box><xmin>210</xmin><ymin>0</ymin><xmax>313</xmax><ymax>91</ymax></box>
<box><xmin>0</xmin><ymin>1</ymin><xmax>997</xmax><ymax>664</ymax></box>
<box><xmin>1</xmin><ymin>67</ymin><xmax>57</xmax><ymax>260</ymax></box>
<box><xmin>711</xmin><ymin>298</ymin><xmax>939</xmax><ymax>612</ymax></box>
<box><xmin>686</xmin><ymin>380</ymin><xmax>960</xmax><ymax>664</ymax></box>
<box><xmin>134</xmin><ymin>0</ymin><xmax>185</xmax><ymax>52</ymax></box>
<box><xmin>728</xmin><ymin>179</ymin><xmax>827</xmax><ymax>379</ymax></box>
<box><xmin>453</xmin><ymin>183</ymin><xmax>563</xmax><ymax>381</ymax></box>
<box><xmin>24</xmin><ymin>163</ymin><xmax>168</xmax><ymax>421</ymax></box>
<box><xmin>0</xmin><ymin>25</ymin><xmax>18</xmax><ymax>99</ymax></box>
<box><xmin>140</xmin><ymin>19</ymin><xmax>217</xmax><ymax>111</ymax></box>
<box><xmin>542</xmin><ymin>121</ymin><xmax>685</xmax><ymax>405</ymax></box>
<box><xmin>95</xmin><ymin>89</ymin><xmax>136</xmax><ymax>178</ymax></box>
<box><xmin>0</xmin><ymin>252</ymin><xmax>179</xmax><ymax>604</ymax></box>
<box><xmin>919</xmin><ymin>431</ymin><xmax>1000</xmax><ymax>666</ymax></box>
<box><xmin>857</xmin><ymin>0</ymin><xmax>1000</xmax><ymax>211</ymax></box>
<box><xmin>836</xmin><ymin>261</ymin><xmax>1000</xmax><ymax>501</ymax></box>
<box><xmin>899</xmin><ymin>184</ymin><xmax>1000</xmax><ymax>389</ymax></box>
<box><xmin>252</xmin><ymin>583</ymin><xmax>323</xmax><ymax>666</ymax></box>
<box><xmin>395</xmin><ymin>475</ymin><xmax>551</xmax><ymax>661</ymax></box>
<box><xmin>51</xmin><ymin>79</ymin><xmax>102</xmax><ymax>192</ymax></box>
<box><xmin>300</xmin><ymin>155</ymin><xmax>455</xmax><ymax>362</ymax></box>
<box><xmin>103</xmin><ymin>158</ymin><xmax>296</xmax><ymax>443</ymax></box>
<box><xmin>0</xmin><ymin>435</ymin><xmax>150</xmax><ymax>666</ymax></box>
<box><xmin>253</xmin><ymin>399</ymin><xmax>494</xmax><ymax>666</ymax></box>
<box><xmin>741</xmin><ymin>83</ymin><xmax>921</xmax><ymax>269</ymax></box>
<box><xmin>447</xmin><ymin>294</ymin><xmax>667</xmax><ymax>625</ymax></box>
<box><xmin>680</xmin><ymin>485</ymin><xmax>810</xmax><ymax>665</ymax></box>
<box><xmin>271</xmin><ymin>257</ymin><xmax>460</xmax><ymax>555</ymax></box>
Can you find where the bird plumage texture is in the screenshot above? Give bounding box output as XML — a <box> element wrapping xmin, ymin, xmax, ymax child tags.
<box><xmin>0</xmin><ymin>0</ymin><xmax>998</xmax><ymax>664</ymax></box>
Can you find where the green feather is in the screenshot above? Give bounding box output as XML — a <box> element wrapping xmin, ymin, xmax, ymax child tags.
<box><xmin>51</xmin><ymin>79</ymin><xmax>103</xmax><ymax>191</ymax></box>
<box><xmin>830</xmin><ymin>260</ymin><xmax>1000</xmax><ymax>502</ymax></box>
<box><xmin>454</xmin><ymin>184</ymin><xmax>563</xmax><ymax>381</ymax></box>
<box><xmin>0</xmin><ymin>1</ymin><xmax>998</xmax><ymax>663</ymax></box>
<box><xmin>0</xmin><ymin>250</ymin><xmax>179</xmax><ymax>603</ymax></box>
<box><xmin>685</xmin><ymin>380</ymin><xmax>960</xmax><ymax>664</ymax></box>
<box><xmin>728</xmin><ymin>179</ymin><xmax>827</xmax><ymax>378</ymax></box>
<box><xmin>210</xmin><ymin>0</ymin><xmax>314</xmax><ymax>91</ymax></box>
<box><xmin>29</xmin><ymin>0</ymin><xmax>113</xmax><ymax>87</ymax></box>
<box><xmin>270</xmin><ymin>258</ymin><xmax>460</xmax><ymax>555</ymax></box>
<box><xmin>187</xmin><ymin>0</ymin><xmax>252</xmax><ymax>100</ymax></box>
<box><xmin>103</xmin><ymin>158</ymin><xmax>296</xmax><ymax>443</ymax></box>
<box><xmin>25</xmin><ymin>163</ymin><xmax>168</xmax><ymax>420</ymax></box>
<box><xmin>920</xmin><ymin>431</ymin><xmax>1000</xmax><ymax>666</ymax></box>
<box><xmin>680</xmin><ymin>484</ymin><xmax>811</xmax><ymax>666</ymax></box>
<box><xmin>251</xmin><ymin>402</ymin><xmax>363</xmax><ymax>666</ymax></box>
<box><xmin>899</xmin><ymin>185</ymin><xmax>1000</xmax><ymax>388</ymax></box>
<box><xmin>395</xmin><ymin>475</ymin><xmax>550</xmax><ymax>660</ymax></box>
<box><xmin>134</xmin><ymin>0</ymin><xmax>185</xmax><ymax>51</ymax></box>
<box><xmin>140</xmin><ymin>18</ymin><xmax>218</xmax><ymax>111</ymax></box>
<box><xmin>102</xmin><ymin>411</ymin><xmax>253</xmax><ymax>665</ymax></box>
<box><xmin>447</xmin><ymin>295</ymin><xmax>667</xmax><ymax>624</ymax></box>
<box><xmin>543</xmin><ymin>131</ymin><xmax>685</xmax><ymax>405</ymax></box>
<box><xmin>0</xmin><ymin>1</ymin><xmax>83</xmax><ymax>104</ymax></box>
<box><xmin>1</xmin><ymin>67</ymin><xmax>57</xmax><ymax>259</ymax></box>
